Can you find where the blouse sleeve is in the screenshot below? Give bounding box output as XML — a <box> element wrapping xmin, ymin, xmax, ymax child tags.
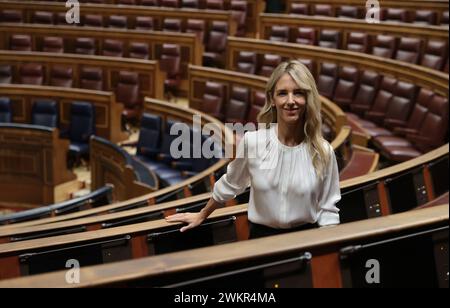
<box><xmin>317</xmin><ymin>144</ymin><xmax>341</xmax><ymax>227</ymax></box>
<box><xmin>212</xmin><ymin>133</ymin><xmax>251</xmax><ymax>204</ymax></box>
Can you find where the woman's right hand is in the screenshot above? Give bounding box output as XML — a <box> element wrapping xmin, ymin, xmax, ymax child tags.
<box><xmin>165</xmin><ymin>212</ymin><xmax>206</xmax><ymax>232</ymax></box>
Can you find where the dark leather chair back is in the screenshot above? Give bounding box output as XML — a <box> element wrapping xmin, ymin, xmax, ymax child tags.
<box><xmin>350</xmin><ymin>70</ymin><xmax>381</xmax><ymax>116</ymax></box>
<box><xmin>10</xmin><ymin>34</ymin><xmax>31</xmax><ymax>51</ymax></box>
<box><xmin>43</xmin><ymin>36</ymin><xmax>64</xmax><ymax>53</ymax></box>
<box><xmin>135</xmin><ymin>16</ymin><xmax>154</xmax><ymax>30</ymax></box>
<box><xmin>201</xmin><ymin>81</ymin><xmax>225</xmax><ymax>119</ymax></box>
<box><xmin>421</xmin><ymin>40</ymin><xmax>448</xmax><ymax>70</ymax></box>
<box><xmin>333</xmin><ymin>66</ymin><xmax>359</xmax><ymax>108</ymax></box>
<box><xmin>318</xmin><ymin>30</ymin><xmax>340</xmax><ymax>49</ymax></box>
<box><xmin>395</xmin><ymin>37</ymin><xmax>422</xmax><ymax>64</ymax></box>
<box><xmin>50</xmin><ymin>66</ymin><xmax>73</xmax><ymax>88</ymax></box>
<box><xmin>317</xmin><ymin>62</ymin><xmax>338</xmax><ymax>99</ymax></box>
<box><xmin>226</xmin><ymin>85</ymin><xmax>250</xmax><ymax>123</ymax></box>
<box><xmin>0</xmin><ymin>97</ymin><xmax>12</xmax><ymax>123</ymax></box>
<box><xmin>0</xmin><ymin>65</ymin><xmax>12</xmax><ymax>84</ymax></box>
<box><xmin>137</xmin><ymin>113</ymin><xmax>162</xmax><ymax>157</ymax></box>
<box><xmin>102</xmin><ymin>39</ymin><xmax>124</xmax><ymax>57</ymax></box>
<box><xmin>346</xmin><ymin>32</ymin><xmax>369</xmax><ymax>53</ymax></box>
<box><xmin>247</xmin><ymin>91</ymin><xmax>265</xmax><ymax>124</ymax></box>
<box><xmin>75</xmin><ymin>37</ymin><xmax>96</xmax><ymax>55</ymax></box>
<box><xmin>258</xmin><ymin>54</ymin><xmax>282</xmax><ymax>77</ymax></box>
<box><xmin>236</xmin><ymin>51</ymin><xmax>257</xmax><ymax>74</ymax></box>
<box><xmin>80</xmin><ymin>67</ymin><xmax>103</xmax><ymax>90</ymax></box>
<box><xmin>290</xmin><ymin>3</ymin><xmax>308</xmax><ymax>14</ymax></box>
<box><xmin>269</xmin><ymin>26</ymin><xmax>289</xmax><ymax>42</ymax></box>
<box><xmin>31</xmin><ymin>99</ymin><xmax>59</xmax><ymax>128</ymax></box>
<box><xmin>69</xmin><ymin>101</ymin><xmax>95</xmax><ymax>143</ymax></box>
<box><xmin>295</xmin><ymin>27</ymin><xmax>316</xmax><ymax>45</ymax></box>
<box><xmin>372</xmin><ymin>35</ymin><xmax>397</xmax><ymax>58</ymax></box>
<box><xmin>129</xmin><ymin>42</ymin><xmax>150</xmax><ymax>60</ymax></box>
<box><xmin>20</xmin><ymin>63</ymin><xmax>44</xmax><ymax>85</ymax></box>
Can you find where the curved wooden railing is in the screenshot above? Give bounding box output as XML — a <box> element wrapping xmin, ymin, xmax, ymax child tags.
<box><xmin>0</xmin><ymin>204</ymin><xmax>446</xmax><ymax>287</ymax></box>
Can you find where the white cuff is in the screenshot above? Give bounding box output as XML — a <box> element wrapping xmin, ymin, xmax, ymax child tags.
<box><xmin>317</xmin><ymin>210</ymin><xmax>340</xmax><ymax>227</ymax></box>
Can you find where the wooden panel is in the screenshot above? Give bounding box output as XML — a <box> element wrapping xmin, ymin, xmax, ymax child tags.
<box><xmin>311</xmin><ymin>252</ymin><xmax>343</xmax><ymax>288</ymax></box>
<box><xmin>0</xmin><ymin>125</ymin><xmax>75</xmax><ymax>204</ymax></box>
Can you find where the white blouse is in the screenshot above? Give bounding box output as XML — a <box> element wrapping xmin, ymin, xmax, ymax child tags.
<box><xmin>212</xmin><ymin>124</ymin><xmax>341</xmax><ymax>229</ymax></box>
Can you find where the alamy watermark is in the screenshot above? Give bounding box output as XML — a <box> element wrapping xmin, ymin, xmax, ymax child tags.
<box><xmin>365</xmin><ymin>0</ymin><xmax>381</xmax><ymax>23</ymax></box>
<box><xmin>365</xmin><ymin>259</ymin><xmax>380</xmax><ymax>284</ymax></box>
<box><xmin>65</xmin><ymin>259</ymin><xmax>80</xmax><ymax>284</ymax></box>
<box><xmin>65</xmin><ymin>0</ymin><xmax>80</xmax><ymax>24</ymax></box>
<box><xmin>167</xmin><ymin>115</ymin><xmax>283</xmax><ymax>170</ymax></box>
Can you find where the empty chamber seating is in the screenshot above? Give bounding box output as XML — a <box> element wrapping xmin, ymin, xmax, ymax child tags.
<box><xmin>225</xmin><ymin>85</ymin><xmax>250</xmax><ymax>123</ymax></box>
<box><xmin>80</xmin><ymin>67</ymin><xmax>103</xmax><ymax>90</ymax></box>
<box><xmin>116</xmin><ymin>71</ymin><xmax>141</xmax><ymax>124</ymax></box>
<box><xmin>0</xmin><ymin>65</ymin><xmax>12</xmax><ymax>84</ymax></box>
<box><xmin>19</xmin><ymin>64</ymin><xmax>44</xmax><ymax>85</ymax></box>
<box><xmin>200</xmin><ymin>81</ymin><xmax>225</xmax><ymax>120</ymax></box>
<box><xmin>66</xmin><ymin>101</ymin><xmax>96</xmax><ymax>167</ymax></box>
<box><xmin>203</xmin><ymin>21</ymin><xmax>228</xmax><ymax>68</ymax></box>
<box><xmin>374</xmin><ymin>95</ymin><xmax>448</xmax><ymax>162</ymax></box>
<box><xmin>31</xmin><ymin>99</ymin><xmax>59</xmax><ymax>128</ymax></box>
<box><xmin>236</xmin><ymin>51</ymin><xmax>257</xmax><ymax>74</ymax></box>
<box><xmin>10</xmin><ymin>34</ymin><xmax>31</xmax><ymax>51</ymax></box>
<box><xmin>50</xmin><ymin>66</ymin><xmax>73</xmax><ymax>88</ymax></box>
<box><xmin>42</xmin><ymin>37</ymin><xmax>64</xmax><ymax>53</ymax></box>
<box><xmin>160</xmin><ymin>44</ymin><xmax>182</xmax><ymax>99</ymax></box>
<box><xmin>0</xmin><ymin>97</ymin><xmax>12</xmax><ymax>123</ymax></box>
<box><xmin>317</xmin><ymin>62</ymin><xmax>338</xmax><ymax>99</ymax></box>
<box><xmin>247</xmin><ymin>91</ymin><xmax>265</xmax><ymax>124</ymax></box>
<box><xmin>258</xmin><ymin>54</ymin><xmax>282</xmax><ymax>77</ymax></box>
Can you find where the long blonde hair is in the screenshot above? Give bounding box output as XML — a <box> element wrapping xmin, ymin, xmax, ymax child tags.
<box><xmin>257</xmin><ymin>59</ymin><xmax>330</xmax><ymax>177</ymax></box>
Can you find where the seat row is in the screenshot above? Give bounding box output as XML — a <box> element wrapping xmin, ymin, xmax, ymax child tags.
<box><xmin>4</xmin><ymin>18</ymin><xmax>227</xmax><ymax>68</ymax></box>
<box><xmin>266</xmin><ymin>26</ymin><xmax>449</xmax><ymax>71</ymax></box>
<box><xmin>204</xmin><ymin>57</ymin><xmax>448</xmax><ymax>162</ymax></box>
<box><xmin>0</xmin><ymin>64</ymin><xmax>143</xmax><ymax>123</ymax></box>
<box><xmin>124</xmin><ymin>113</ymin><xmax>221</xmax><ymax>187</ymax></box>
<box><xmin>311</xmin><ymin>64</ymin><xmax>448</xmax><ymax>162</ymax></box>
<box><xmin>288</xmin><ymin>3</ymin><xmax>449</xmax><ymax>26</ymax></box>
<box><xmin>0</xmin><ymin>98</ymin><xmax>96</xmax><ymax>166</ymax></box>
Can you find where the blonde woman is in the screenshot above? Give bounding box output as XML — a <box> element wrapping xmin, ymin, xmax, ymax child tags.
<box><xmin>166</xmin><ymin>60</ymin><xmax>341</xmax><ymax>238</ymax></box>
